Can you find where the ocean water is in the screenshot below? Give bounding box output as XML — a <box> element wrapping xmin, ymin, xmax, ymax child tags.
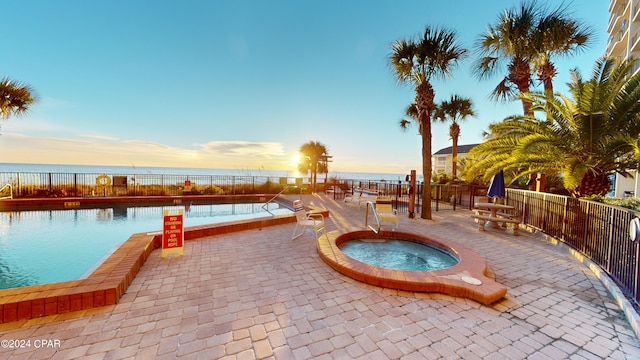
<box><xmin>0</xmin><ymin>162</ymin><xmax>416</xmax><ymax>182</ymax></box>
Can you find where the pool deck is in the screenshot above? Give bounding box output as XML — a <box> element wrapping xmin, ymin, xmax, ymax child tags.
<box><xmin>1</xmin><ymin>193</ymin><xmax>640</xmax><ymax>359</ymax></box>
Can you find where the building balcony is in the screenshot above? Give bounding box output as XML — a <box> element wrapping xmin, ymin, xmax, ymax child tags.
<box><xmin>609</xmin><ymin>0</ymin><xmax>631</xmax><ymax>33</ymax></box>
<box><xmin>607</xmin><ymin>30</ymin><xmax>629</xmax><ymax>57</ymax></box>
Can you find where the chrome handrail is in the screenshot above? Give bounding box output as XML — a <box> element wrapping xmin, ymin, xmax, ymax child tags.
<box><xmin>365</xmin><ymin>201</ymin><xmax>380</xmax><ymax>233</ymax></box>
<box><xmin>262</xmin><ymin>185</ymin><xmax>302</xmax><ymax>213</ymax></box>
<box><xmin>0</xmin><ymin>183</ymin><xmax>13</xmax><ymax>200</ymax></box>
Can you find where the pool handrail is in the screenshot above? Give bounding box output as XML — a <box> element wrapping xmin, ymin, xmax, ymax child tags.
<box><xmin>0</xmin><ymin>183</ymin><xmax>12</xmax><ymax>200</ymax></box>
<box><xmin>262</xmin><ymin>185</ymin><xmax>302</xmax><ymax>214</ymax></box>
<box><xmin>365</xmin><ymin>201</ymin><xmax>381</xmax><ymax>234</ymax></box>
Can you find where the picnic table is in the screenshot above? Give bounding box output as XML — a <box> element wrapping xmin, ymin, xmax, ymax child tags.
<box><xmin>474</xmin><ymin>202</ymin><xmax>515</xmax><ymax>218</ymax></box>
<box><xmin>472</xmin><ymin>202</ymin><xmax>520</xmax><ymax>235</ymax></box>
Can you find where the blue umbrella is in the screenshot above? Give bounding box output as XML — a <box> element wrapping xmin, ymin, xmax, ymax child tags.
<box><xmin>487</xmin><ymin>170</ymin><xmax>506</xmax><ymax>199</ymax></box>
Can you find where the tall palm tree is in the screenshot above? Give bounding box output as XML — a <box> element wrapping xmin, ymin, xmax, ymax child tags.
<box><xmin>0</xmin><ymin>77</ymin><xmax>35</xmax><ymax>120</ymax></box>
<box><xmin>298</xmin><ymin>141</ymin><xmax>329</xmax><ymax>194</ymax></box>
<box><xmin>465</xmin><ymin>58</ymin><xmax>640</xmax><ymax>197</ymax></box>
<box><xmin>475</xmin><ymin>1</ymin><xmax>592</xmax><ymax>116</ymax></box>
<box><xmin>532</xmin><ymin>4</ymin><xmax>592</xmax><ymax>97</ymax></box>
<box><xmin>476</xmin><ymin>1</ymin><xmax>592</xmax><ymax>187</ymax></box>
<box><xmin>433</xmin><ymin>95</ymin><xmax>475</xmax><ymax>179</ymax></box>
<box><xmin>474</xmin><ymin>1</ymin><xmax>538</xmax><ymax>117</ymax></box>
<box><xmin>389</xmin><ymin>26</ymin><xmax>467</xmax><ymax>220</ymax></box>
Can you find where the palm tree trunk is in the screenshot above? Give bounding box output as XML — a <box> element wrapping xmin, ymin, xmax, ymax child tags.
<box><xmin>573</xmin><ymin>171</ymin><xmax>611</xmax><ymax>197</ymax></box>
<box><xmin>416</xmin><ymin>81</ymin><xmax>434</xmax><ymax>220</ymax></box>
<box><xmin>312</xmin><ymin>166</ymin><xmax>317</xmax><ymax>193</ymax></box>
<box><xmin>451</xmin><ymin>138</ymin><xmax>458</xmax><ymax>179</ymax></box>
<box><xmin>451</xmin><ymin>123</ymin><xmax>460</xmax><ymax>179</ymax></box>
<box><xmin>509</xmin><ymin>57</ymin><xmax>533</xmax><ymax>117</ymax></box>
<box><xmin>420</xmin><ymin>121</ymin><xmax>432</xmax><ymax>220</ymax></box>
<box><xmin>537</xmin><ymin>61</ymin><xmax>556</xmax><ymax>96</ymax></box>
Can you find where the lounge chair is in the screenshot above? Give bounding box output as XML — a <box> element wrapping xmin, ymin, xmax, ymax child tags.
<box><xmin>291</xmin><ymin>200</ymin><xmax>328</xmax><ymax>240</ymax></box>
<box><xmin>376</xmin><ymin>197</ymin><xmax>398</xmax><ymax>229</ymax></box>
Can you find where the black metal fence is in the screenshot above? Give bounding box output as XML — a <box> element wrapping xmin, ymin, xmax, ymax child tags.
<box><xmin>0</xmin><ymin>172</ymin><xmax>489</xmax><ymax>213</ymax></box>
<box><xmin>2</xmin><ymin>170</ymin><xmax>639</xmax><ymax>308</ymax></box>
<box><xmin>507</xmin><ymin>189</ymin><xmax>640</xmax><ymax>310</ymax></box>
<box><xmin>0</xmin><ymin>172</ymin><xmax>305</xmax><ymax>198</ymax></box>
<box><xmin>329</xmin><ymin>179</ymin><xmax>488</xmax><ymax>213</ymax></box>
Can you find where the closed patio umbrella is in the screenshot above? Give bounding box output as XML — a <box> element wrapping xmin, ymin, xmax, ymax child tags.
<box><xmin>487</xmin><ymin>170</ymin><xmax>506</xmax><ymax>200</ymax></box>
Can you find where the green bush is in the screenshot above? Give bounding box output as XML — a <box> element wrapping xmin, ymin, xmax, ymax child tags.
<box><xmin>583</xmin><ymin>194</ymin><xmax>640</xmax><ymax>211</ymax></box>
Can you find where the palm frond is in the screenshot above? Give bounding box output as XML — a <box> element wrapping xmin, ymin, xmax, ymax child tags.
<box><xmin>0</xmin><ymin>77</ymin><xmax>36</xmax><ymax>118</ymax></box>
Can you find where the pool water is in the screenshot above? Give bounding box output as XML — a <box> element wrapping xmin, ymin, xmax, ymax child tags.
<box><xmin>0</xmin><ymin>203</ymin><xmax>291</xmax><ymax>289</ymax></box>
<box><xmin>340</xmin><ymin>238</ymin><xmax>459</xmax><ymax>271</ymax></box>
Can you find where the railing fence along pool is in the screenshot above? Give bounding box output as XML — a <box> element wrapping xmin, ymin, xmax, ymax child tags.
<box><xmin>0</xmin><ymin>171</ymin><xmax>490</xmax><ymax>214</ymax></box>
<box><xmin>0</xmin><ymin>172</ymin><xmax>292</xmax><ymax>197</ymax></box>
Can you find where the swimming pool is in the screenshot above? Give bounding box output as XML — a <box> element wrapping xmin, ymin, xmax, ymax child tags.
<box><xmin>0</xmin><ymin>202</ymin><xmax>291</xmax><ymax>289</ymax></box>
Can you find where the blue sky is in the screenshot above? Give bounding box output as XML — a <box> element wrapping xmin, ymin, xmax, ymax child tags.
<box><xmin>0</xmin><ymin>1</ymin><xmax>609</xmax><ymax>176</ymax></box>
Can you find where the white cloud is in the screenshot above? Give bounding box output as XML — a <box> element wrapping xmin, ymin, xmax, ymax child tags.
<box><xmin>199</xmin><ymin>140</ymin><xmax>285</xmax><ymax>157</ymax></box>
<box><xmin>0</xmin><ymin>134</ymin><xmax>289</xmax><ymax>170</ymax></box>
<box><xmin>79</xmin><ymin>134</ymin><xmax>120</xmax><ymax>141</ymax></box>
<box><xmin>1</xmin><ymin>117</ymin><xmax>72</xmax><ymax>133</ymax></box>
<box><xmin>36</xmin><ymin>96</ymin><xmax>76</xmax><ymax>110</ymax></box>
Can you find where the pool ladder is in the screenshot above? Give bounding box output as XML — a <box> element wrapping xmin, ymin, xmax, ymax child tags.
<box><xmin>262</xmin><ymin>185</ymin><xmax>302</xmax><ymax>214</ymax></box>
<box><xmin>0</xmin><ymin>183</ymin><xmax>12</xmax><ymax>200</ymax></box>
<box><xmin>365</xmin><ymin>201</ymin><xmax>381</xmax><ymax>234</ymax></box>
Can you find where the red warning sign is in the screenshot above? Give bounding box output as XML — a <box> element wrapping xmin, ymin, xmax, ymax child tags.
<box><xmin>162</xmin><ymin>209</ymin><xmax>184</xmax><ymax>257</ymax></box>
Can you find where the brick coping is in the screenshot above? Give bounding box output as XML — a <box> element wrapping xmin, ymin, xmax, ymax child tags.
<box><xmin>317</xmin><ymin>229</ymin><xmax>507</xmax><ymax>305</ymax></box>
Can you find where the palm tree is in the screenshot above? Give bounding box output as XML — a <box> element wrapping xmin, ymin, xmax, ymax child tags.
<box><xmin>298</xmin><ymin>141</ymin><xmax>329</xmax><ymax>194</ymax></box>
<box><xmin>476</xmin><ymin>1</ymin><xmax>592</xmax><ymax>187</ymax></box>
<box><xmin>474</xmin><ymin>1</ymin><xmax>538</xmax><ymax>117</ymax></box>
<box><xmin>475</xmin><ymin>1</ymin><xmax>592</xmax><ymax>117</ymax></box>
<box><xmin>0</xmin><ymin>77</ymin><xmax>35</xmax><ymax>120</ymax></box>
<box><xmin>464</xmin><ymin>58</ymin><xmax>640</xmax><ymax>197</ymax></box>
<box><xmin>433</xmin><ymin>95</ymin><xmax>475</xmax><ymax>179</ymax></box>
<box><xmin>532</xmin><ymin>4</ymin><xmax>592</xmax><ymax>97</ymax></box>
<box><xmin>389</xmin><ymin>26</ymin><xmax>467</xmax><ymax>220</ymax></box>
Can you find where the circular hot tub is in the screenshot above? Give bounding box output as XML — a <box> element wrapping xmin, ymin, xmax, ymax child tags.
<box><xmin>339</xmin><ymin>237</ymin><xmax>459</xmax><ymax>271</ymax></box>
<box><xmin>316</xmin><ymin>230</ymin><xmax>507</xmax><ymax>305</ymax></box>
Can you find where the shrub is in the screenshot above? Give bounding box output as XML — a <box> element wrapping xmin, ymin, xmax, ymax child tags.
<box><xmin>583</xmin><ymin>194</ymin><xmax>640</xmax><ymax>211</ymax></box>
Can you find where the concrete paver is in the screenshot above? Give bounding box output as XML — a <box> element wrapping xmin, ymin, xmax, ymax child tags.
<box><xmin>1</xmin><ymin>194</ymin><xmax>640</xmax><ymax>359</ymax></box>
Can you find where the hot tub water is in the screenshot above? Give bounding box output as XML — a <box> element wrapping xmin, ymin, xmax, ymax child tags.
<box><xmin>340</xmin><ymin>238</ymin><xmax>459</xmax><ymax>271</ymax></box>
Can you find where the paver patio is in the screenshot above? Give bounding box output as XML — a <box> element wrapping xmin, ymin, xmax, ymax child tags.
<box><xmin>1</xmin><ymin>193</ymin><xmax>640</xmax><ymax>359</ymax></box>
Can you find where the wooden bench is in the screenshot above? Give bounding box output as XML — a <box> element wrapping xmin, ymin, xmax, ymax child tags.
<box><xmin>471</xmin><ymin>214</ymin><xmax>521</xmax><ymax>236</ymax></box>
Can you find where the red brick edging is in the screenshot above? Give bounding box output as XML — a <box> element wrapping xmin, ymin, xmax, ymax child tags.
<box><xmin>317</xmin><ymin>229</ymin><xmax>508</xmax><ymax>305</ymax></box>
